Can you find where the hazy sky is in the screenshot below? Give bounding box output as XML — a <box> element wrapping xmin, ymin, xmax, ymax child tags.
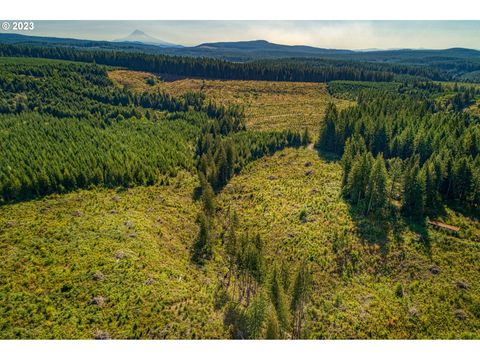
<box><xmin>3</xmin><ymin>21</ymin><xmax>480</xmax><ymax>50</ymax></box>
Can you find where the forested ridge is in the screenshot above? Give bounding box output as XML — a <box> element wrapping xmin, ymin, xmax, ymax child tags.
<box><xmin>0</xmin><ymin>57</ymin><xmax>303</xmax><ymax>202</ymax></box>
<box><xmin>3</xmin><ymin>33</ymin><xmax>480</xmax><ymax>81</ymax></box>
<box><xmin>1</xmin><ymin>47</ymin><xmax>480</xmax><ymax>340</ymax></box>
<box><xmin>3</xmin><ymin>42</ymin><xmax>480</xmax><ymax>86</ymax></box>
<box><xmin>317</xmin><ymin>88</ymin><xmax>480</xmax><ymax>217</ymax></box>
<box><xmin>0</xmin><ymin>44</ymin><xmax>397</xmax><ymax>83</ymax></box>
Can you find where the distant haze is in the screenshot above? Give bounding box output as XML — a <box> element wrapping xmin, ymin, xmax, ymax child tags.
<box><xmin>1</xmin><ymin>20</ymin><xmax>480</xmax><ymax>50</ymax></box>
<box><xmin>114</xmin><ymin>29</ymin><xmax>182</xmax><ymax>47</ymax></box>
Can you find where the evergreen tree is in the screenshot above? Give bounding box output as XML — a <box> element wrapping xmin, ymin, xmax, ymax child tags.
<box><xmin>236</xmin><ymin>232</ymin><xmax>265</xmax><ymax>305</ymax></box>
<box><xmin>346</xmin><ymin>152</ymin><xmax>374</xmax><ymax>205</ymax></box>
<box><xmin>225</xmin><ymin>140</ymin><xmax>237</xmax><ymax>178</ymax></box>
<box><xmin>269</xmin><ymin>266</ymin><xmax>290</xmax><ymax>331</ymax></box>
<box><xmin>192</xmin><ymin>211</ymin><xmax>212</xmax><ymax>264</ymax></box>
<box><xmin>453</xmin><ymin>157</ymin><xmax>474</xmax><ymax>202</ymax></box>
<box><xmin>317</xmin><ymin>103</ymin><xmax>338</xmax><ymax>152</ymax></box>
<box><xmin>402</xmin><ymin>160</ymin><xmax>426</xmax><ymax>218</ymax></box>
<box><xmin>201</xmin><ymin>179</ymin><xmax>216</xmax><ymax>217</ymax></box>
<box><xmin>225</xmin><ymin>210</ymin><xmax>239</xmax><ymax>286</ymax></box>
<box><xmin>290</xmin><ymin>261</ymin><xmax>312</xmax><ymax>339</ymax></box>
<box><xmin>266</xmin><ymin>310</ymin><xmax>281</xmax><ymax>339</ymax></box>
<box><xmin>246</xmin><ymin>292</ymin><xmax>268</xmax><ymax>339</ymax></box>
<box><xmin>387</xmin><ymin>157</ymin><xmax>403</xmax><ymax>201</ymax></box>
<box><xmin>341</xmin><ymin>135</ymin><xmax>367</xmax><ymax>187</ymax></box>
<box><xmin>424</xmin><ymin>161</ymin><xmax>440</xmax><ymax>209</ymax></box>
<box><xmin>365</xmin><ymin>154</ymin><xmax>389</xmax><ymax>216</ymax></box>
<box><xmin>215</xmin><ymin>143</ymin><xmax>229</xmax><ymax>190</ymax></box>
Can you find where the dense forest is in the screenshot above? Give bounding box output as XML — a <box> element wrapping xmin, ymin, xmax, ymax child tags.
<box><xmin>0</xmin><ymin>58</ymin><xmax>302</xmax><ymax>202</ymax></box>
<box><xmin>3</xmin><ymin>33</ymin><xmax>480</xmax><ymax>82</ymax></box>
<box><xmin>317</xmin><ymin>88</ymin><xmax>480</xmax><ymax>217</ymax></box>
<box><xmin>3</xmin><ymin>42</ymin><xmax>480</xmax><ymax>86</ymax></box>
<box><xmin>0</xmin><ymin>44</ymin><xmax>397</xmax><ymax>83</ymax></box>
<box><xmin>1</xmin><ymin>42</ymin><xmax>480</xmax><ymax>340</ymax></box>
<box><xmin>254</xmin><ymin>58</ymin><xmax>449</xmax><ymax>81</ymax></box>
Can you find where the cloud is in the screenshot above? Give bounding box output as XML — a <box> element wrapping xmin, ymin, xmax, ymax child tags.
<box><xmin>271</xmin><ymin>22</ymin><xmax>377</xmax><ymax>49</ymax></box>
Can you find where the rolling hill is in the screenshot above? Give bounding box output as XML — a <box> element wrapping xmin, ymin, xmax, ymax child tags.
<box><xmin>1</xmin><ymin>32</ymin><xmax>479</xmax><ymax>62</ymax></box>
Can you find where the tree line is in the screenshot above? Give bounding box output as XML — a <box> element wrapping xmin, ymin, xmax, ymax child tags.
<box><xmin>256</xmin><ymin>57</ymin><xmax>447</xmax><ymax>81</ymax></box>
<box><xmin>193</xmin><ymin>192</ymin><xmax>314</xmax><ymax>339</ymax></box>
<box><xmin>0</xmin><ymin>43</ymin><xmax>398</xmax><ymax>83</ymax></box>
<box><xmin>0</xmin><ymin>60</ymin><xmax>243</xmax><ymax>122</ymax></box>
<box><xmin>0</xmin><ymin>58</ymin><xmax>260</xmax><ymax>202</ymax></box>
<box><xmin>317</xmin><ymin>94</ymin><xmax>480</xmax><ymax>218</ymax></box>
<box><xmin>220</xmin><ymin>209</ymin><xmax>313</xmax><ymax>339</ymax></box>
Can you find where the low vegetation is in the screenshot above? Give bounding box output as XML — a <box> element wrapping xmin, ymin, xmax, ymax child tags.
<box><xmin>0</xmin><ymin>51</ymin><xmax>479</xmax><ymax>340</ymax></box>
<box><xmin>0</xmin><ymin>172</ymin><xmax>228</xmax><ymax>339</ymax></box>
<box><xmin>216</xmin><ymin>147</ymin><xmax>480</xmax><ymax>338</ymax></box>
<box><xmin>109</xmin><ymin>70</ymin><xmax>353</xmax><ymax>133</ymax></box>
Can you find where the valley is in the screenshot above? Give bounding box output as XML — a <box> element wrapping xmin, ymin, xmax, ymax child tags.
<box><xmin>108</xmin><ymin>70</ymin><xmax>353</xmax><ymax>133</ymax></box>
<box><xmin>0</xmin><ymin>50</ymin><xmax>479</xmax><ymax>339</ymax></box>
<box><xmin>218</xmin><ymin>147</ymin><xmax>480</xmax><ymax>339</ymax></box>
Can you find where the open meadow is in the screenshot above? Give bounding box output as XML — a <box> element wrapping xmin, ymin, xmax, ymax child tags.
<box><xmin>0</xmin><ymin>172</ymin><xmax>227</xmax><ymax>339</ymax></box>
<box><xmin>0</xmin><ymin>51</ymin><xmax>479</xmax><ymax>340</ymax></box>
<box><xmin>108</xmin><ymin>70</ymin><xmax>353</xmax><ymax>134</ymax></box>
<box><xmin>216</xmin><ymin>147</ymin><xmax>480</xmax><ymax>338</ymax></box>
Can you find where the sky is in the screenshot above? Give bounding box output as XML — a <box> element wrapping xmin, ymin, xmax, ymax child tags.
<box><xmin>2</xmin><ymin>21</ymin><xmax>480</xmax><ymax>50</ymax></box>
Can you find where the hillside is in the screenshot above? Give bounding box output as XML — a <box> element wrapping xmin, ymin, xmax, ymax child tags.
<box><xmin>3</xmin><ymin>146</ymin><xmax>478</xmax><ymax>338</ymax></box>
<box><xmin>0</xmin><ymin>172</ymin><xmax>227</xmax><ymax>339</ymax></box>
<box><xmin>108</xmin><ymin>70</ymin><xmax>353</xmax><ymax>133</ymax></box>
<box><xmin>188</xmin><ymin>39</ymin><xmax>353</xmax><ymax>59</ymax></box>
<box><xmin>216</xmin><ymin>147</ymin><xmax>480</xmax><ymax>338</ymax></box>
<box><xmin>2</xmin><ymin>34</ymin><xmax>480</xmax><ymax>81</ymax></box>
<box><xmin>0</xmin><ymin>52</ymin><xmax>479</xmax><ymax>340</ymax></box>
<box><xmin>1</xmin><ymin>33</ymin><xmax>479</xmax><ymax>60</ymax></box>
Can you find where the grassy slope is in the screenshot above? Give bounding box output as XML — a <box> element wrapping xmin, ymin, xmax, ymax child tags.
<box><xmin>217</xmin><ymin>147</ymin><xmax>480</xmax><ymax>339</ymax></box>
<box><xmin>1</xmin><ymin>66</ymin><xmax>479</xmax><ymax>339</ymax></box>
<box><xmin>2</xmin><ymin>145</ymin><xmax>478</xmax><ymax>339</ymax></box>
<box><xmin>0</xmin><ymin>172</ymin><xmax>227</xmax><ymax>339</ymax></box>
<box><xmin>108</xmin><ymin>70</ymin><xmax>353</xmax><ymax>134</ymax></box>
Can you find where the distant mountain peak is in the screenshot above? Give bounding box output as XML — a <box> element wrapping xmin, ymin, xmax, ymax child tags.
<box><xmin>130</xmin><ymin>29</ymin><xmax>146</xmax><ymax>36</ymax></box>
<box><xmin>114</xmin><ymin>30</ymin><xmax>181</xmax><ymax>48</ymax></box>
